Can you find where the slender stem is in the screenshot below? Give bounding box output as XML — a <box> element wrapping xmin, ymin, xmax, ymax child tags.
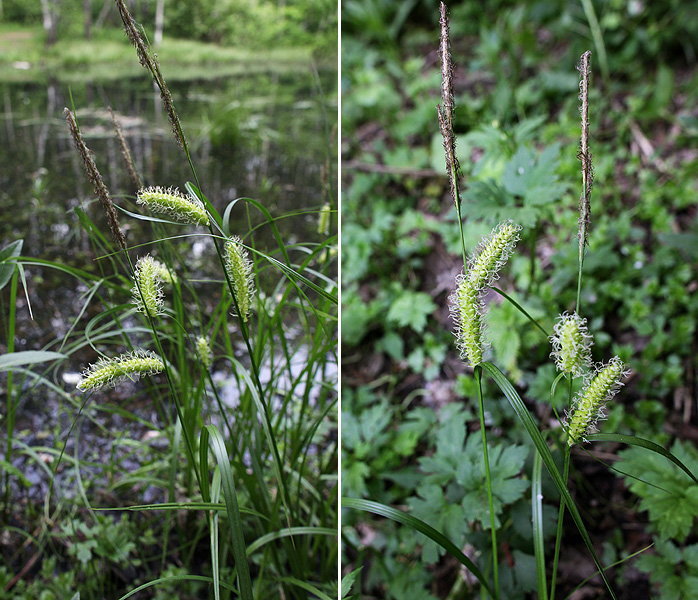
<box><xmin>579</xmin><ymin>0</ymin><xmax>610</xmax><ymax>87</ymax></box>
<box><xmin>475</xmin><ymin>368</ymin><xmax>499</xmax><ymax>600</ymax></box>
<box><xmin>550</xmin><ymin>378</ymin><xmax>573</xmax><ymax>600</ymax></box>
<box><xmin>2</xmin><ymin>269</ymin><xmax>18</xmax><ymax>521</ymax></box>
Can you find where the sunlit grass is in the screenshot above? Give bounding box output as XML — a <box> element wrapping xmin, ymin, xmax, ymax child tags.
<box><xmin>0</xmin><ymin>24</ymin><xmax>317</xmax><ymax>84</ymax></box>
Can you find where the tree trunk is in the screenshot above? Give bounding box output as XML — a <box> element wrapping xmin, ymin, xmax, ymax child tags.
<box><xmin>154</xmin><ymin>0</ymin><xmax>164</xmax><ymax>46</ymax></box>
<box><xmin>84</xmin><ymin>0</ymin><xmax>92</xmax><ymax>40</ymax></box>
<box><xmin>39</xmin><ymin>0</ymin><xmax>61</xmax><ymax>46</ymax></box>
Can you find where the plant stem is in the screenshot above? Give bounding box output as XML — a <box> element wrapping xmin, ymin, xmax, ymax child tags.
<box><xmin>550</xmin><ymin>379</ymin><xmax>573</xmax><ymax>600</ymax></box>
<box><xmin>475</xmin><ymin>368</ymin><xmax>499</xmax><ymax>600</ymax></box>
<box><xmin>2</xmin><ymin>269</ymin><xmax>18</xmax><ymax>522</ymax></box>
<box><xmin>579</xmin><ymin>0</ymin><xmax>610</xmax><ymax>88</ymax></box>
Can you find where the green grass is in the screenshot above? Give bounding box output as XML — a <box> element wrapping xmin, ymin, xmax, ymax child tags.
<box><xmin>0</xmin><ymin>24</ymin><xmax>319</xmax><ymax>84</ymax></box>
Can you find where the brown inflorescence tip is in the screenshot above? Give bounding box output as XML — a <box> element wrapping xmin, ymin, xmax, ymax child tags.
<box><xmin>437</xmin><ymin>2</ymin><xmax>461</xmax><ymax>208</ymax></box>
<box><xmin>576</xmin><ymin>51</ymin><xmax>594</xmax><ymax>252</ymax></box>
<box><xmin>64</xmin><ymin>108</ymin><xmax>127</xmax><ymax>250</ymax></box>
<box><xmin>109</xmin><ymin>107</ymin><xmax>142</xmax><ymax>190</ymax></box>
<box><xmin>113</xmin><ymin>0</ymin><xmax>185</xmax><ymax>149</ymax></box>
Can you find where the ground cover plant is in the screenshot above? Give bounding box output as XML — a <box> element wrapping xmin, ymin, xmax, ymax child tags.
<box><xmin>0</xmin><ymin>1</ymin><xmax>338</xmax><ymax>598</ymax></box>
<box><xmin>341</xmin><ymin>1</ymin><xmax>698</xmax><ymax>598</ymax></box>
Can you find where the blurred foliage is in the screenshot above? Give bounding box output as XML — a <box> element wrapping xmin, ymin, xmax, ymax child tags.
<box><xmin>342</xmin><ymin>0</ymin><xmax>698</xmax><ymax>597</ymax></box>
<box><xmin>1</xmin><ymin>0</ymin><xmax>337</xmax><ymax>52</ymax></box>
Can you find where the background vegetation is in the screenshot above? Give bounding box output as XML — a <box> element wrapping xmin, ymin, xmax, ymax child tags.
<box><xmin>341</xmin><ymin>0</ymin><xmax>698</xmax><ymax>598</ymax></box>
<box><xmin>0</xmin><ymin>0</ymin><xmax>336</xmax><ymax>53</ymax></box>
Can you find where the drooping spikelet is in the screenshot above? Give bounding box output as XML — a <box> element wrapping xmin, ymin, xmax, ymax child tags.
<box><xmin>224</xmin><ymin>236</ymin><xmax>254</xmax><ymax>323</ymax></box>
<box><xmin>196</xmin><ymin>336</ymin><xmax>212</xmax><ymax>371</ymax></box>
<box><xmin>550</xmin><ymin>312</ymin><xmax>593</xmax><ymax>377</ymax></box>
<box><xmin>449</xmin><ymin>221</ymin><xmax>522</xmax><ymax>368</ymax></box>
<box><xmin>137</xmin><ymin>186</ymin><xmax>209</xmax><ymax>226</ymax></box>
<box><xmin>132</xmin><ymin>255</ymin><xmax>164</xmax><ymax>317</ymax></box>
<box><xmin>450</xmin><ymin>276</ymin><xmax>484</xmax><ymax>367</ymax></box>
<box><xmin>467</xmin><ymin>221</ymin><xmax>522</xmax><ymax>291</ymax></box>
<box><xmin>318</xmin><ymin>203</ymin><xmax>331</xmax><ymax>236</ymax></box>
<box><xmin>150</xmin><ymin>258</ymin><xmax>178</xmax><ymax>285</ymax></box>
<box><xmin>567</xmin><ymin>356</ymin><xmax>629</xmax><ymax>446</ymax></box>
<box><xmin>77</xmin><ymin>350</ymin><xmax>164</xmax><ymax>391</ymax></box>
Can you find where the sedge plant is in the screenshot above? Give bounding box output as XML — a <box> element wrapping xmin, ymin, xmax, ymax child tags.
<box><xmin>344</xmin><ymin>4</ymin><xmax>698</xmax><ymax>599</ymax></box>
<box><xmin>0</xmin><ymin>1</ymin><xmax>338</xmax><ymax>598</ymax></box>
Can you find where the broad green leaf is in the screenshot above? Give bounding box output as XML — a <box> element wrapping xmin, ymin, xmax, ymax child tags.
<box><xmin>0</xmin><ymin>239</ymin><xmax>22</xmax><ymax>290</ymax></box>
<box><xmin>615</xmin><ymin>439</ymin><xmax>698</xmax><ymax>541</ymax></box>
<box><xmin>341</xmin><ymin>567</ymin><xmax>363</xmax><ymax>598</ymax></box>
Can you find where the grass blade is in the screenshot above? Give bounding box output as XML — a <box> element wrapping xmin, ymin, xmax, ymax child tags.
<box><xmin>204</xmin><ymin>424</ymin><xmax>254</xmax><ymax>600</ymax></box>
<box><xmin>0</xmin><ymin>351</ymin><xmax>66</xmax><ymax>370</ymax></box>
<box><xmin>586</xmin><ymin>433</ymin><xmax>698</xmax><ymax>486</ymax></box>
<box><xmin>342</xmin><ymin>497</ymin><xmax>496</xmax><ymax>597</ymax></box>
<box><xmin>532</xmin><ymin>449</ymin><xmax>548</xmax><ymax>600</ymax></box>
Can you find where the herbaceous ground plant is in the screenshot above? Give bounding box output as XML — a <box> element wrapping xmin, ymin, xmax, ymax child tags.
<box><xmin>1</xmin><ymin>1</ymin><xmax>337</xmax><ymax>598</ymax></box>
<box><xmin>344</xmin><ymin>3</ymin><xmax>698</xmax><ymax>599</ymax></box>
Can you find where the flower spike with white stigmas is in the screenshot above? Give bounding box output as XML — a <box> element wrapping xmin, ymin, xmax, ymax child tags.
<box><xmin>450</xmin><ymin>277</ymin><xmax>484</xmax><ymax>367</ymax></box>
<box><xmin>132</xmin><ymin>255</ymin><xmax>164</xmax><ymax>317</ymax></box>
<box><xmin>567</xmin><ymin>356</ymin><xmax>629</xmax><ymax>446</ymax></box>
<box><xmin>137</xmin><ymin>186</ymin><xmax>210</xmax><ymax>226</ymax></box>
<box><xmin>224</xmin><ymin>236</ymin><xmax>255</xmax><ymax>323</ymax></box>
<box><xmin>467</xmin><ymin>221</ymin><xmax>522</xmax><ymax>291</ymax></box>
<box><xmin>77</xmin><ymin>350</ymin><xmax>164</xmax><ymax>392</ymax></box>
<box><xmin>550</xmin><ymin>312</ymin><xmax>593</xmax><ymax>377</ymax></box>
<box><xmin>449</xmin><ymin>221</ymin><xmax>521</xmax><ymax>367</ymax></box>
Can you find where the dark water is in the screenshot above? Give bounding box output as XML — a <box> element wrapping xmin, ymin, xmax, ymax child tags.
<box><xmin>0</xmin><ymin>64</ymin><xmax>337</xmax><ymax>502</ymax></box>
<box><xmin>0</xmin><ymin>67</ymin><xmax>336</xmax><ymax>260</ymax></box>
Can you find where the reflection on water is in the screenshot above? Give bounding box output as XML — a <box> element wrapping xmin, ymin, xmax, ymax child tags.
<box><xmin>1</xmin><ymin>70</ymin><xmax>336</xmax><ymax>262</ymax></box>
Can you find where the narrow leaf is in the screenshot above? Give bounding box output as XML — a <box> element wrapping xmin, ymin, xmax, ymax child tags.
<box><xmin>0</xmin><ymin>351</ymin><xmax>67</xmax><ymax>371</ymax></box>
<box><xmin>532</xmin><ymin>450</ymin><xmax>548</xmax><ymax>600</ymax></box>
<box><xmin>586</xmin><ymin>433</ymin><xmax>698</xmax><ymax>487</ymax></box>
<box><xmin>342</xmin><ymin>497</ymin><xmax>496</xmax><ymax>597</ymax></box>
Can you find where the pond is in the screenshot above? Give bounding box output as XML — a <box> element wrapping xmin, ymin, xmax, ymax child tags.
<box><xmin>0</xmin><ymin>60</ymin><xmax>338</xmax><ymax>502</ymax></box>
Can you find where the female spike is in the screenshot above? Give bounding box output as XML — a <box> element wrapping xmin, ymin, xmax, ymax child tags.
<box><xmin>137</xmin><ymin>186</ymin><xmax>209</xmax><ymax>226</ymax></box>
<box><xmin>77</xmin><ymin>350</ymin><xmax>164</xmax><ymax>391</ymax></box>
<box><xmin>550</xmin><ymin>312</ymin><xmax>593</xmax><ymax>377</ymax></box>
<box><xmin>467</xmin><ymin>221</ymin><xmax>522</xmax><ymax>291</ymax></box>
<box><xmin>224</xmin><ymin>236</ymin><xmax>254</xmax><ymax>323</ymax></box>
<box><xmin>567</xmin><ymin>356</ymin><xmax>629</xmax><ymax>446</ymax></box>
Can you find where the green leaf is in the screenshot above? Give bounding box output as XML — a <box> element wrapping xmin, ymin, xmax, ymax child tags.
<box><xmin>615</xmin><ymin>439</ymin><xmax>698</xmax><ymax>541</ymax></box>
<box><xmin>532</xmin><ymin>451</ymin><xmax>548</xmax><ymax>600</ymax></box>
<box><xmin>341</xmin><ymin>567</ymin><xmax>363</xmax><ymax>598</ymax></box>
<box><xmin>502</xmin><ymin>144</ymin><xmax>567</xmax><ymax>207</ymax></box>
<box><xmin>0</xmin><ymin>239</ymin><xmax>22</xmax><ymax>290</ymax></box>
<box><xmin>387</xmin><ymin>291</ymin><xmax>436</xmax><ymax>333</ymax></box>
<box><xmin>203</xmin><ymin>425</ymin><xmax>253</xmax><ymax>600</ymax></box>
